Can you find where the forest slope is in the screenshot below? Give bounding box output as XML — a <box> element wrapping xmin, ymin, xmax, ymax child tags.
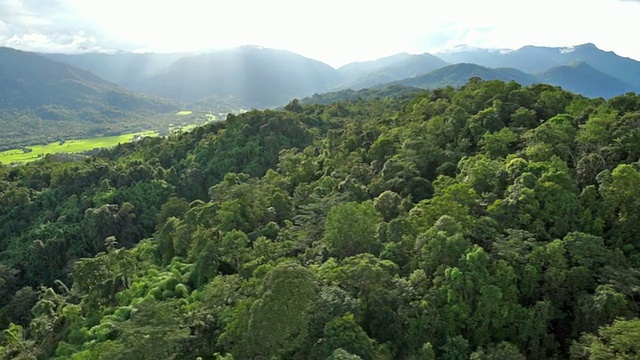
<box><xmin>0</xmin><ymin>80</ymin><xmax>639</xmax><ymax>359</ymax></box>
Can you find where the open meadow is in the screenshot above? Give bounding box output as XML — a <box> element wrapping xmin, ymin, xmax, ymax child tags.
<box><xmin>0</xmin><ymin>131</ymin><xmax>158</xmax><ymax>164</ymax></box>
<box><xmin>0</xmin><ymin>111</ymin><xmax>222</xmax><ymax>164</ymax></box>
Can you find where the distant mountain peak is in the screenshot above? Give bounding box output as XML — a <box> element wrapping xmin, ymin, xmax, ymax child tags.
<box><xmin>538</xmin><ymin>59</ymin><xmax>634</xmax><ymax>98</ymax></box>
<box><xmin>560</xmin><ymin>43</ymin><xmax>603</xmax><ymax>54</ymax></box>
<box><xmin>575</xmin><ymin>43</ymin><xmax>598</xmax><ymax>49</ymax></box>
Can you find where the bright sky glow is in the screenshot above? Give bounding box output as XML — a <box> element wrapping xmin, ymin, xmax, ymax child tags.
<box><xmin>1</xmin><ymin>0</ymin><xmax>639</xmax><ymax>67</ymax></box>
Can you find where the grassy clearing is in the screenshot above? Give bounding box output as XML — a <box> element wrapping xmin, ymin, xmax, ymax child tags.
<box><xmin>0</xmin><ymin>131</ymin><xmax>158</xmax><ymax>164</ymax></box>
<box><xmin>0</xmin><ymin>110</ymin><xmax>223</xmax><ymax>164</ymax></box>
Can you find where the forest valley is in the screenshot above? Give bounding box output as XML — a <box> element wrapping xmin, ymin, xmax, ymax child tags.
<box><xmin>0</xmin><ymin>79</ymin><xmax>639</xmax><ymax>359</ymax></box>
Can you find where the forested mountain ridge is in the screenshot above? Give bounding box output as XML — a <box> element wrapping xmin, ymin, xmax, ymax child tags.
<box><xmin>1</xmin><ymin>79</ymin><xmax>640</xmax><ymax>359</ymax></box>
<box><xmin>390</xmin><ymin>63</ymin><xmax>537</xmax><ymax>89</ymax></box>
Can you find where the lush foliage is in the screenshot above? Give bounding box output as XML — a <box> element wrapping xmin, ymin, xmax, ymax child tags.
<box><xmin>1</xmin><ymin>80</ymin><xmax>639</xmax><ymax>359</ymax></box>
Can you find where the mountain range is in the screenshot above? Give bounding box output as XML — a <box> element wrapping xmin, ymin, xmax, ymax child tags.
<box><xmin>436</xmin><ymin>43</ymin><xmax>640</xmax><ymax>87</ymax></box>
<box><xmin>39</xmin><ymin>42</ymin><xmax>639</xmax><ymax>107</ymax></box>
<box><xmin>1</xmin><ymin>42</ymin><xmax>639</xmax><ymax>148</ymax></box>
<box><xmin>387</xmin><ymin>61</ymin><xmax>635</xmax><ymax>99</ymax></box>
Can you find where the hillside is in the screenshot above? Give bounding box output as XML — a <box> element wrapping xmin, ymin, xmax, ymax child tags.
<box><xmin>134</xmin><ymin>46</ymin><xmax>342</xmax><ymax>107</ymax></box>
<box><xmin>0</xmin><ymin>47</ymin><xmax>184</xmax><ymax>149</ymax></box>
<box><xmin>1</xmin><ymin>80</ymin><xmax>640</xmax><ymax>359</ymax></box>
<box><xmin>387</xmin><ymin>61</ymin><xmax>637</xmax><ymax>99</ymax></box>
<box><xmin>391</xmin><ymin>63</ymin><xmax>536</xmax><ymax>89</ymax></box>
<box><xmin>537</xmin><ymin>61</ymin><xmax>636</xmax><ymax>98</ymax></box>
<box><xmin>337</xmin><ymin>53</ymin><xmax>448</xmax><ymax>90</ymax></box>
<box><xmin>299</xmin><ymin>85</ymin><xmax>426</xmax><ymax>105</ymax></box>
<box><xmin>386</xmin><ymin>61</ymin><xmax>639</xmax><ymax>100</ymax></box>
<box><xmin>336</xmin><ymin>52</ymin><xmax>414</xmax><ymax>82</ymax></box>
<box><xmin>0</xmin><ymin>47</ymin><xmax>176</xmax><ymax>117</ymax></box>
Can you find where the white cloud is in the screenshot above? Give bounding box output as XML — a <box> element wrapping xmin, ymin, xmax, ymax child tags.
<box><xmin>4</xmin><ymin>31</ymin><xmax>101</xmax><ymax>53</ymax></box>
<box><xmin>0</xmin><ymin>0</ymin><xmax>639</xmax><ymax>66</ymax></box>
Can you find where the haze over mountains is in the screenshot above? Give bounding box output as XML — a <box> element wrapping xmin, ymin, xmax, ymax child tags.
<box><xmin>44</xmin><ymin>52</ymin><xmax>187</xmax><ymax>89</ymax></box>
<box><xmin>37</xmin><ymin>43</ymin><xmax>639</xmax><ymax>107</ymax></box>
<box><xmin>132</xmin><ymin>46</ymin><xmax>340</xmax><ymax>106</ymax></box>
<box><xmin>1</xmin><ymin>42</ymin><xmax>639</xmax><ymax>148</ymax></box>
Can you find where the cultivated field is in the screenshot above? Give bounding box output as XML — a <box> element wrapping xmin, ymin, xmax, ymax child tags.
<box><xmin>0</xmin><ymin>111</ymin><xmax>222</xmax><ymax>165</ymax></box>
<box><xmin>0</xmin><ymin>131</ymin><xmax>158</xmax><ymax>164</ymax></box>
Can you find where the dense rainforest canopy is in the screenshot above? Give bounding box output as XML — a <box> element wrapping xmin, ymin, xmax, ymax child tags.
<box><xmin>1</xmin><ymin>79</ymin><xmax>640</xmax><ymax>359</ymax></box>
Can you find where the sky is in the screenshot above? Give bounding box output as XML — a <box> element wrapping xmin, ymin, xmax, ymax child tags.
<box><xmin>1</xmin><ymin>0</ymin><xmax>639</xmax><ymax>67</ymax></box>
